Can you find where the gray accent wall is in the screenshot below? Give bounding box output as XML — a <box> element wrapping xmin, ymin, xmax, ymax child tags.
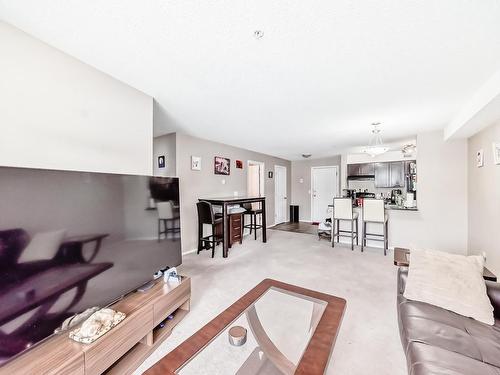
<box><xmin>291</xmin><ymin>156</ymin><xmax>342</xmax><ymax>221</ymax></box>
<box><xmin>175</xmin><ymin>133</ymin><xmax>291</xmax><ymax>253</ymax></box>
<box><xmin>468</xmin><ymin>121</ymin><xmax>500</xmax><ymax>274</ymax></box>
<box><xmin>153</xmin><ymin>133</ymin><xmax>177</xmax><ymax>176</ymax></box>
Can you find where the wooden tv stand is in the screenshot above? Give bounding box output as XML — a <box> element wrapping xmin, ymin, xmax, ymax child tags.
<box><xmin>0</xmin><ymin>276</ymin><xmax>191</xmax><ymax>375</ymax></box>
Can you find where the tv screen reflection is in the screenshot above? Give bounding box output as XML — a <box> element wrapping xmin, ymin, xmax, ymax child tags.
<box><xmin>0</xmin><ymin>167</ymin><xmax>181</xmax><ymax>364</ymax></box>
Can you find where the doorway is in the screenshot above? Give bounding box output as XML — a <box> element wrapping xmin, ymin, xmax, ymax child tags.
<box><xmin>311</xmin><ymin>166</ymin><xmax>338</xmax><ymax>223</ymax></box>
<box><xmin>274</xmin><ymin>165</ymin><xmax>287</xmax><ymax>224</ymax></box>
<box><xmin>247</xmin><ymin>160</ymin><xmax>264</xmax><ymax>198</ymax></box>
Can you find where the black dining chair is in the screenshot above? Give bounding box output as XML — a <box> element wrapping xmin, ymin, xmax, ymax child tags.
<box><xmin>196</xmin><ymin>201</ymin><xmax>223</xmax><ymax>257</ymax></box>
<box><xmin>243</xmin><ymin>203</ymin><xmax>263</xmax><ymax>240</ymax></box>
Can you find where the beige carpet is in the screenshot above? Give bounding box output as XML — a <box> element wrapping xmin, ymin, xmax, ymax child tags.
<box><xmin>134</xmin><ymin>229</ymin><xmax>406</xmax><ymax>375</ymax></box>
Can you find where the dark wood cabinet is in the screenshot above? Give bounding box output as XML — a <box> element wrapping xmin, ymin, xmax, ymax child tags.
<box><xmin>229</xmin><ymin>213</ymin><xmax>243</xmax><ymax>247</ymax></box>
<box><xmin>374</xmin><ymin>163</ymin><xmax>390</xmax><ymax>187</ymax></box>
<box><xmin>389</xmin><ymin>162</ymin><xmax>405</xmax><ymax>188</ymax></box>
<box><xmin>347</xmin><ymin>163</ymin><xmax>374</xmax><ymax>176</ymax></box>
<box><xmin>374</xmin><ymin>161</ymin><xmax>405</xmax><ymax>188</ymax></box>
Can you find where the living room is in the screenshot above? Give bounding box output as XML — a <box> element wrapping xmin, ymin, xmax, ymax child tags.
<box><xmin>1</xmin><ymin>2</ymin><xmax>500</xmax><ymax>375</ymax></box>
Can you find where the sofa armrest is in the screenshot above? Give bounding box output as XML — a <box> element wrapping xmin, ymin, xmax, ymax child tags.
<box><xmin>486</xmin><ymin>281</ymin><xmax>500</xmax><ymax>320</ymax></box>
<box><xmin>397</xmin><ymin>267</ymin><xmax>408</xmax><ymax>295</ymax></box>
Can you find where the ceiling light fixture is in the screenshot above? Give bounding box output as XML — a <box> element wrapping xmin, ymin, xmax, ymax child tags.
<box><xmin>301</xmin><ymin>153</ymin><xmax>312</xmax><ymax>158</ymax></box>
<box><xmin>363</xmin><ymin>122</ymin><xmax>389</xmax><ymax>157</ymax></box>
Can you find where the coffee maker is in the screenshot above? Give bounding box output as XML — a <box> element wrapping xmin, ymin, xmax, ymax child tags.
<box><xmin>391</xmin><ymin>189</ymin><xmax>402</xmax><ymax>204</ymax></box>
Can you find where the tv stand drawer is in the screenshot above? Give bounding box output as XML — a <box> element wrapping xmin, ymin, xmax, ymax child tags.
<box><xmin>83</xmin><ymin>305</ymin><xmax>153</xmax><ymax>375</ymax></box>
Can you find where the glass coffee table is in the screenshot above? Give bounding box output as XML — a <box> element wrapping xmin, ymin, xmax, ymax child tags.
<box><xmin>145</xmin><ymin>279</ymin><xmax>346</xmax><ymax>375</ymax></box>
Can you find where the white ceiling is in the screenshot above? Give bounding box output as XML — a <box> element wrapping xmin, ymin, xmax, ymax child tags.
<box><xmin>1</xmin><ymin>0</ymin><xmax>500</xmax><ymax>160</ymax></box>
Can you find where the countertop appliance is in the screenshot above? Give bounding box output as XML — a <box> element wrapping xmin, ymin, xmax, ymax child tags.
<box><xmin>391</xmin><ymin>189</ymin><xmax>402</xmax><ymax>204</ymax></box>
<box><xmin>0</xmin><ymin>166</ymin><xmax>182</xmax><ymax>365</ymax></box>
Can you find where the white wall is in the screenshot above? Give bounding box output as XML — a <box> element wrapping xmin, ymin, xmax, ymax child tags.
<box><xmin>0</xmin><ymin>22</ymin><xmax>153</xmax><ymax>175</ymax></box>
<box><xmin>387</xmin><ymin>131</ymin><xmax>468</xmax><ymax>253</ymax></box>
<box><xmin>467</xmin><ymin>121</ymin><xmax>500</xmax><ymax>274</ymax></box>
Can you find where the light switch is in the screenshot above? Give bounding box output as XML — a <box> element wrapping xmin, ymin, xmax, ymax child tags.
<box><xmin>221</xmin><ymin>179</ymin><xmax>226</xmax><ymax>185</ymax></box>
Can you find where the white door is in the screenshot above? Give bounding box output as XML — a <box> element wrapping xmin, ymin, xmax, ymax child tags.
<box><xmin>311</xmin><ymin>166</ymin><xmax>338</xmax><ymax>223</ymax></box>
<box><xmin>274</xmin><ymin>165</ymin><xmax>287</xmax><ymax>224</ymax></box>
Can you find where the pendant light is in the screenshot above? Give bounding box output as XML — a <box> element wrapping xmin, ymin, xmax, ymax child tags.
<box><xmin>364</xmin><ymin>122</ymin><xmax>389</xmax><ymax>157</ymax></box>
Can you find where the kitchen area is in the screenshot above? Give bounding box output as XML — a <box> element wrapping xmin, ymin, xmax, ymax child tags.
<box><xmin>345</xmin><ymin>159</ymin><xmax>417</xmax><ymax>210</ymax></box>
<box><xmin>331</xmin><ymin>147</ymin><xmax>420</xmax><ymax>251</ymax></box>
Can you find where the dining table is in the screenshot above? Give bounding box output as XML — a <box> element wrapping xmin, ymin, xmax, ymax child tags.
<box><xmin>198</xmin><ymin>196</ymin><xmax>266</xmax><ymax>258</ymax></box>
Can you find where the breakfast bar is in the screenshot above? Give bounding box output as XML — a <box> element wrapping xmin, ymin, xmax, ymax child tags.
<box><xmin>198</xmin><ymin>196</ymin><xmax>266</xmax><ymax>257</ymax></box>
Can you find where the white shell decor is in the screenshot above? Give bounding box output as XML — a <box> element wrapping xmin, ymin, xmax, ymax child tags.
<box><xmin>69</xmin><ymin>308</ymin><xmax>126</xmax><ymax>344</ymax></box>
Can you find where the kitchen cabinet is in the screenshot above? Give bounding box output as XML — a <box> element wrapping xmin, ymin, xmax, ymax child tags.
<box><xmin>389</xmin><ymin>162</ymin><xmax>405</xmax><ymax>188</ymax></box>
<box><xmin>374</xmin><ymin>161</ymin><xmax>405</xmax><ymax>188</ymax></box>
<box><xmin>347</xmin><ymin>163</ymin><xmax>374</xmax><ymax>176</ymax></box>
<box><xmin>374</xmin><ymin>163</ymin><xmax>390</xmax><ymax>187</ymax></box>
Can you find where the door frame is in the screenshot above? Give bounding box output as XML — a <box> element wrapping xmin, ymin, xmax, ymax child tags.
<box><xmin>274</xmin><ymin>165</ymin><xmax>287</xmax><ymax>224</ymax></box>
<box><xmin>310</xmin><ymin>165</ymin><xmax>339</xmax><ymax>223</ymax></box>
<box><xmin>247</xmin><ymin>160</ymin><xmax>265</xmax><ymax>197</ymax></box>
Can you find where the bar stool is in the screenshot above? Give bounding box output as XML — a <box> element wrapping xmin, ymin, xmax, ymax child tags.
<box><xmin>243</xmin><ymin>203</ymin><xmax>263</xmax><ymax>240</ymax></box>
<box><xmin>361</xmin><ymin>198</ymin><xmax>388</xmax><ymax>255</ymax></box>
<box><xmin>196</xmin><ymin>201</ymin><xmax>223</xmax><ymax>258</ymax></box>
<box><xmin>332</xmin><ymin>197</ymin><xmax>359</xmax><ymax>250</ymax></box>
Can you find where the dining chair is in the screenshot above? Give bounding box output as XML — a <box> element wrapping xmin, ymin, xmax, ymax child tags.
<box><xmin>196</xmin><ymin>201</ymin><xmax>223</xmax><ymax>257</ymax></box>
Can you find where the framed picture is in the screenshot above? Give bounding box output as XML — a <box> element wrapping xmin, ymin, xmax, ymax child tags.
<box><xmin>158</xmin><ymin>155</ymin><xmax>165</xmax><ymax>169</ymax></box>
<box><xmin>214</xmin><ymin>156</ymin><xmax>230</xmax><ymax>175</ymax></box>
<box><xmin>476</xmin><ymin>149</ymin><xmax>484</xmax><ymax>168</ymax></box>
<box><xmin>493</xmin><ymin>143</ymin><xmax>500</xmax><ymax>165</ymax></box>
<box><xmin>268</xmin><ymin>171</ymin><xmax>273</xmax><ymax>178</ymax></box>
<box><xmin>236</xmin><ymin>160</ymin><xmax>243</xmax><ymax>169</ymax></box>
<box><xmin>191</xmin><ymin>156</ymin><xmax>201</xmax><ymax>171</ymax></box>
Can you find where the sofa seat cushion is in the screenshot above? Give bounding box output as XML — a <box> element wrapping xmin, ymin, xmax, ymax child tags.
<box><xmin>399</xmin><ymin>298</ymin><xmax>500</xmax><ymax>368</ymax></box>
<box><xmin>406</xmin><ymin>341</ymin><xmax>500</xmax><ymax>375</ymax></box>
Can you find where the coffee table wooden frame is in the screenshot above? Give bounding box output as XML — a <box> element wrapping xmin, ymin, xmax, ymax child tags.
<box><xmin>144</xmin><ymin>279</ymin><xmax>346</xmax><ymax>375</ymax></box>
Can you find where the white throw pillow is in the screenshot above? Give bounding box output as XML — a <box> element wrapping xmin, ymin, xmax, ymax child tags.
<box><xmin>404</xmin><ymin>249</ymin><xmax>494</xmax><ymax>325</ymax></box>
<box><xmin>18</xmin><ymin>229</ymin><xmax>66</xmax><ymax>262</ymax></box>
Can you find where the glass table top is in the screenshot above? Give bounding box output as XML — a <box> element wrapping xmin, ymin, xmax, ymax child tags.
<box><xmin>177</xmin><ymin>287</ymin><xmax>326</xmax><ymax>375</ymax></box>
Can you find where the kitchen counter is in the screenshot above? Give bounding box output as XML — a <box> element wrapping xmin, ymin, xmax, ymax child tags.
<box><xmin>328</xmin><ymin>203</ymin><xmax>419</xmax><ymax>211</ymax></box>
<box><xmin>385</xmin><ymin>204</ymin><xmax>418</xmax><ymax>211</ymax></box>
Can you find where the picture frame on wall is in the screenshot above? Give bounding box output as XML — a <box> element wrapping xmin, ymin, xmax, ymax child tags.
<box><xmin>476</xmin><ymin>149</ymin><xmax>484</xmax><ymax>168</ymax></box>
<box><xmin>493</xmin><ymin>143</ymin><xmax>500</xmax><ymax>165</ymax></box>
<box><xmin>158</xmin><ymin>155</ymin><xmax>165</xmax><ymax>169</ymax></box>
<box><xmin>191</xmin><ymin>156</ymin><xmax>201</xmax><ymax>171</ymax></box>
<box><xmin>214</xmin><ymin>156</ymin><xmax>230</xmax><ymax>175</ymax></box>
<box><xmin>236</xmin><ymin>160</ymin><xmax>243</xmax><ymax>169</ymax></box>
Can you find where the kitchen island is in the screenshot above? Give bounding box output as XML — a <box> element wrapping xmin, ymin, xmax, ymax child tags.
<box><xmin>330</xmin><ymin>202</ymin><xmax>419</xmax><ymax>251</ymax></box>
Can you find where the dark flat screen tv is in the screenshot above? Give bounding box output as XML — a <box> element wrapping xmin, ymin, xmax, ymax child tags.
<box><xmin>0</xmin><ymin>166</ymin><xmax>181</xmax><ymax>365</ymax></box>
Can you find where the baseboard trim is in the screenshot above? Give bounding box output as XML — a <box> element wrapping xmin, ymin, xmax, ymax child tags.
<box><xmin>182</xmin><ymin>248</ymin><xmax>197</xmax><ymax>256</ymax></box>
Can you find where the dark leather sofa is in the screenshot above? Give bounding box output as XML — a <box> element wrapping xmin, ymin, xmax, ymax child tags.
<box><xmin>397</xmin><ymin>267</ymin><xmax>500</xmax><ymax>375</ymax></box>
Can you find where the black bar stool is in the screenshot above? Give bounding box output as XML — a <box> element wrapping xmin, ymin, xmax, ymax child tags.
<box><xmin>243</xmin><ymin>203</ymin><xmax>263</xmax><ymax>240</ymax></box>
<box><xmin>196</xmin><ymin>201</ymin><xmax>223</xmax><ymax>257</ymax></box>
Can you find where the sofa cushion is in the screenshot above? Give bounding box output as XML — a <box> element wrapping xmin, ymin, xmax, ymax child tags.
<box><xmin>406</xmin><ymin>341</ymin><xmax>500</xmax><ymax>375</ymax></box>
<box><xmin>404</xmin><ymin>249</ymin><xmax>494</xmax><ymax>325</ymax></box>
<box><xmin>399</xmin><ymin>297</ymin><xmax>500</xmax><ymax>368</ymax></box>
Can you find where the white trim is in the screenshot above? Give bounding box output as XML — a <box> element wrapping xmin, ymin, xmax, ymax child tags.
<box><xmin>274</xmin><ymin>164</ymin><xmax>287</xmax><ymax>224</ymax></box>
<box><xmin>247</xmin><ymin>160</ymin><xmax>265</xmax><ymax>197</ymax></box>
<box><xmin>310</xmin><ymin>165</ymin><xmax>339</xmax><ymax>222</ymax></box>
<box><xmin>182</xmin><ymin>248</ymin><xmax>197</xmax><ymax>256</ymax></box>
